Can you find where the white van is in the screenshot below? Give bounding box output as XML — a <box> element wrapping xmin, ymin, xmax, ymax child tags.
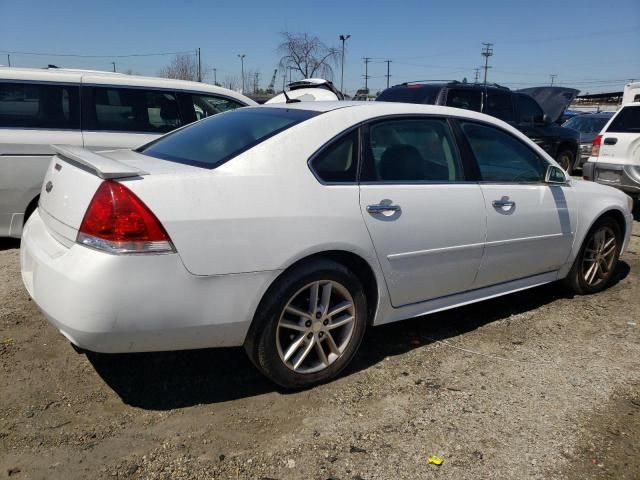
<box><xmin>622</xmin><ymin>81</ymin><xmax>640</xmax><ymax>106</ymax></box>
<box><xmin>0</xmin><ymin>67</ymin><xmax>256</xmax><ymax>237</ymax></box>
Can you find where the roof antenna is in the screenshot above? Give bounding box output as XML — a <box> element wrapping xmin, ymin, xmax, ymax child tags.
<box><xmin>282</xmin><ymin>89</ymin><xmax>301</xmax><ymax>104</ymax></box>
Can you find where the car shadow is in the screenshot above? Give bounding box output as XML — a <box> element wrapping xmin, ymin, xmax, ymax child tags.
<box><xmin>87</xmin><ymin>261</ymin><xmax>630</xmax><ymax>411</ymax></box>
<box><xmin>0</xmin><ymin>238</ymin><xmax>20</xmax><ymax>251</ymax></box>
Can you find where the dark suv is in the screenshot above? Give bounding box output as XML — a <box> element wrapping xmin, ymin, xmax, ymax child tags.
<box><xmin>377</xmin><ymin>82</ymin><xmax>581</xmax><ymax>173</ymax></box>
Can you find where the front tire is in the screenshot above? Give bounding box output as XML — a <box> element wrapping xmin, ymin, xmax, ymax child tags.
<box><xmin>245</xmin><ymin>259</ymin><xmax>367</xmax><ymax>389</ymax></box>
<box><xmin>563</xmin><ymin>216</ymin><xmax>622</xmax><ymax>294</ymax></box>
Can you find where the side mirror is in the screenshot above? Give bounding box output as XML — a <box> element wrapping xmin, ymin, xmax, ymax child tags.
<box><xmin>545</xmin><ymin>165</ymin><xmax>569</xmax><ymax>185</ymax></box>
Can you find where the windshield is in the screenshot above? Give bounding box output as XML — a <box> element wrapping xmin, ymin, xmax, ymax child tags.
<box><xmin>140</xmin><ymin>107</ymin><xmax>319</xmax><ymax>168</ymax></box>
<box><xmin>376</xmin><ymin>85</ymin><xmax>440</xmax><ymax>104</ymax></box>
<box><xmin>562</xmin><ymin>115</ymin><xmax>610</xmax><ymax>134</ymax></box>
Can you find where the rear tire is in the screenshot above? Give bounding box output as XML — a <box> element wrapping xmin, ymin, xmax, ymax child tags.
<box><xmin>245</xmin><ymin>259</ymin><xmax>367</xmax><ymax>389</ymax></box>
<box><xmin>563</xmin><ymin>216</ymin><xmax>622</xmax><ymax>295</ymax></box>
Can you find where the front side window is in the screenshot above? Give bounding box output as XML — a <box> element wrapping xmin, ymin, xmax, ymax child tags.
<box><xmin>607</xmin><ymin>106</ymin><xmax>640</xmax><ymax>133</ymax></box>
<box><xmin>514</xmin><ymin>93</ymin><xmax>544</xmax><ymax>123</ymax></box>
<box><xmin>361</xmin><ymin>118</ymin><xmax>463</xmax><ymax>182</ymax></box>
<box><xmin>0</xmin><ymin>82</ymin><xmax>80</xmax><ymax>129</ymax></box>
<box><xmin>310</xmin><ymin>130</ymin><xmax>358</xmax><ymax>183</ymax></box>
<box><xmin>92</xmin><ymin>87</ymin><xmax>182</xmax><ymax>133</ymax></box>
<box><xmin>191</xmin><ymin>94</ymin><xmax>244</xmax><ymax>121</ymax></box>
<box><xmin>460</xmin><ymin>121</ymin><xmax>547</xmax><ymax>183</ymax></box>
<box><xmin>445</xmin><ymin>89</ymin><xmax>482</xmax><ymax>112</ymax></box>
<box><xmin>141</xmin><ymin>107</ymin><xmax>318</xmax><ymax>169</ymax></box>
<box><xmin>485</xmin><ymin>91</ymin><xmax>515</xmax><ymax>122</ymax></box>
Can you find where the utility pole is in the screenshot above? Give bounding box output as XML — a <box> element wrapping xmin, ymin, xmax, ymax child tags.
<box><xmin>473</xmin><ymin>68</ymin><xmax>480</xmax><ymax>83</ymax></box>
<box><xmin>254</xmin><ymin>72</ymin><xmax>259</xmax><ymax>93</ymax></box>
<box><xmin>7</xmin><ymin>54</ymin><xmax>11</xmax><ymax>67</ymax></box>
<box><xmin>237</xmin><ymin>54</ymin><xmax>246</xmax><ymax>92</ymax></box>
<box><xmin>213</xmin><ymin>68</ymin><xmax>217</xmax><ymax>85</ymax></box>
<box><xmin>282</xmin><ymin>70</ymin><xmax>287</xmax><ymax>91</ymax></box>
<box><xmin>197</xmin><ymin>48</ymin><xmax>202</xmax><ymax>82</ymax></box>
<box><xmin>481</xmin><ymin>43</ymin><xmax>493</xmax><ymax>85</ymax></box>
<box><xmin>339</xmin><ymin>34</ymin><xmax>351</xmax><ymax>95</ymax></box>
<box><xmin>385</xmin><ymin>60</ymin><xmax>392</xmax><ymax>89</ymax></box>
<box><xmin>363</xmin><ymin>57</ymin><xmax>371</xmax><ymax>91</ymax></box>
<box><xmin>111</xmin><ymin>61</ymin><xmax>116</xmax><ymax>72</ymax></box>
<box><xmin>550</xmin><ymin>74</ymin><xmax>557</xmax><ymax>86</ymax></box>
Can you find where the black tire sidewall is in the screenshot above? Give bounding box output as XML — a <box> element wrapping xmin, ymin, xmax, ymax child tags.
<box><xmin>248</xmin><ymin>260</ymin><xmax>367</xmax><ymax>389</ymax></box>
<box><xmin>557</xmin><ymin>149</ymin><xmax>575</xmax><ymax>174</ymax></box>
<box><xmin>571</xmin><ymin>217</ymin><xmax>622</xmax><ymax>294</ymax></box>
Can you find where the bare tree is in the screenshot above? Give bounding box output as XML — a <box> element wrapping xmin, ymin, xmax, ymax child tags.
<box><xmin>159</xmin><ymin>53</ymin><xmax>198</xmax><ymax>81</ymax></box>
<box><xmin>277</xmin><ymin>32</ymin><xmax>339</xmax><ymax>80</ymax></box>
<box><xmin>222</xmin><ymin>74</ymin><xmax>239</xmax><ymax>91</ymax></box>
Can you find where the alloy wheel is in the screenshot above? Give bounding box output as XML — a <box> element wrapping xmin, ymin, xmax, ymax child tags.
<box><xmin>276</xmin><ymin>280</ymin><xmax>356</xmax><ymax>374</ymax></box>
<box><xmin>581</xmin><ymin>226</ymin><xmax>617</xmax><ymax>287</ymax></box>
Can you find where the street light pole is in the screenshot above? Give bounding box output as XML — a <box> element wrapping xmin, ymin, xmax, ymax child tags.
<box><xmin>237</xmin><ymin>54</ymin><xmax>246</xmax><ymax>92</ymax></box>
<box><xmin>339</xmin><ymin>34</ymin><xmax>351</xmax><ymax>95</ymax></box>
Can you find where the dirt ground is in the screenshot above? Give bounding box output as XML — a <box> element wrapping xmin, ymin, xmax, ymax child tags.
<box><xmin>1</xmin><ymin>215</ymin><xmax>639</xmax><ymax>480</ymax></box>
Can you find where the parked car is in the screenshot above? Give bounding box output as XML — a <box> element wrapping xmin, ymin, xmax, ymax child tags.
<box><xmin>0</xmin><ymin>67</ymin><xmax>256</xmax><ymax>238</ymax></box>
<box><xmin>562</xmin><ymin>112</ymin><xmax>614</xmax><ymax>169</ymax></box>
<box><xmin>266</xmin><ymin>78</ymin><xmax>343</xmax><ymax>103</ymax></box>
<box><xmin>376</xmin><ymin>82</ymin><xmax>581</xmax><ymax>173</ymax></box>
<box><xmin>623</xmin><ymin>81</ymin><xmax>640</xmax><ymax>106</ymax></box>
<box><xmin>21</xmin><ymin>102</ymin><xmax>633</xmax><ymax>388</ymax></box>
<box><xmin>583</xmin><ymin>103</ymin><xmax>640</xmax><ymax>203</ymax></box>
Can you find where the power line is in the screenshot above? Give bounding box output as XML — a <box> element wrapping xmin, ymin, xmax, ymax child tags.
<box><xmin>0</xmin><ymin>49</ymin><xmax>195</xmax><ymax>58</ymax></box>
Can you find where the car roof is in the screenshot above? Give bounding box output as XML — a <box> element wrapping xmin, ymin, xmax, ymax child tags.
<box><xmin>0</xmin><ymin>66</ymin><xmax>256</xmax><ymax>105</ymax></box>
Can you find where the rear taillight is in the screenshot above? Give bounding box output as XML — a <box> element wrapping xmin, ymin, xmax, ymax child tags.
<box><xmin>591</xmin><ymin>134</ymin><xmax>602</xmax><ymax>157</ymax></box>
<box><xmin>77</xmin><ymin>180</ymin><xmax>175</xmax><ymax>254</ymax></box>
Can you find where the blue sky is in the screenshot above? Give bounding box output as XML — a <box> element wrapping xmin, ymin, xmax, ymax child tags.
<box><xmin>1</xmin><ymin>0</ymin><xmax>638</xmax><ymax>95</ymax></box>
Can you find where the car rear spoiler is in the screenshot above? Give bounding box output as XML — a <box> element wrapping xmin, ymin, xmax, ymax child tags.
<box><xmin>51</xmin><ymin>145</ymin><xmax>148</xmax><ymax>180</ymax></box>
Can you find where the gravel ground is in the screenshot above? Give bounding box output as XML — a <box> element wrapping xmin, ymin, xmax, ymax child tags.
<box><xmin>1</xmin><ymin>215</ymin><xmax>639</xmax><ymax>480</ymax></box>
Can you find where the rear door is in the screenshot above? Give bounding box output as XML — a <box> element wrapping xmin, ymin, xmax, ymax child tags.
<box><xmin>457</xmin><ymin>120</ymin><xmax>576</xmax><ymax>287</ymax></box>
<box><xmin>81</xmin><ymin>85</ymin><xmax>183</xmax><ymax>151</ymax></box>
<box><xmin>358</xmin><ymin>116</ymin><xmax>486</xmax><ymax>307</ymax></box>
<box><xmin>0</xmin><ymin>80</ymin><xmax>82</xmax><ymax>236</ymax></box>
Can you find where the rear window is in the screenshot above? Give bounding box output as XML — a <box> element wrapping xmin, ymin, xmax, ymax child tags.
<box><xmin>0</xmin><ymin>82</ymin><xmax>80</xmax><ymax>129</ymax></box>
<box><xmin>376</xmin><ymin>85</ymin><xmax>440</xmax><ymax>104</ymax></box>
<box><xmin>607</xmin><ymin>106</ymin><xmax>640</xmax><ymax>133</ymax></box>
<box><xmin>563</xmin><ymin>115</ymin><xmax>610</xmax><ymax>134</ymax></box>
<box><xmin>445</xmin><ymin>88</ymin><xmax>482</xmax><ymax>112</ymax></box>
<box><xmin>140</xmin><ymin>107</ymin><xmax>319</xmax><ymax>168</ymax></box>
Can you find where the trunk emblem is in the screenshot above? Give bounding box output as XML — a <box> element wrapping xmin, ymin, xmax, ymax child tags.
<box><xmin>45</xmin><ymin>181</ymin><xmax>53</xmax><ymax>193</ymax></box>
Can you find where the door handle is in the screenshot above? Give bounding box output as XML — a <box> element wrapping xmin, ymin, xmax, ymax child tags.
<box><xmin>603</xmin><ymin>137</ymin><xmax>617</xmax><ymax>145</ymax></box>
<box><xmin>367</xmin><ymin>203</ymin><xmax>401</xmax><ymax>214</ymax></box>
<box><xmin>492</xmin><ymin>199</ymin><xmax>516</xmax><ymax>208</ymax></box>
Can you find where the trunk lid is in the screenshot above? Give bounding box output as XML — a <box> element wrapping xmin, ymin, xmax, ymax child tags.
<box><xmin>38</xmin><ymin>146</ymin><xmax>201</xmax><ymax>244</ymax></box>
<box><xmin>516</xmin><ymin>87</ymin><xmax>579</xmax><ymax>123</ymax></box>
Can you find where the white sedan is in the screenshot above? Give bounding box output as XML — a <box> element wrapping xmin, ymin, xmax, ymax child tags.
<box><xmin>21</xmin><ymin>102</ymin><xmax>634</xmax><ymax>388</ymax></box>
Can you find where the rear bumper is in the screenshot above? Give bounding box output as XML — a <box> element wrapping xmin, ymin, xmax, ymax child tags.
<box><xmin>21</xmin><ymin>210</ymin><xmax>279</xmax><ymax>353</ymax></box>
<box><xmin>583</xmin><ymin>161</ymin><xmax>640</xmax><ymax>196</ymax></box>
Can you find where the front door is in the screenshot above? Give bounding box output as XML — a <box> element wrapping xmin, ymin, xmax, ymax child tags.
<box><xmin>358</xmin><ymin>117</ymin><xmax>486</xmax><ymax>307</ymax></box>
<box><xmin>457</xmin><ymin>120</ymin><xmax>576</xmax><ymax>288</ymax></box>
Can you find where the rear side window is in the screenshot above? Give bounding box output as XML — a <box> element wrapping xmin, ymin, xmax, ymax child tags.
<box><xmin>0</xmin><ymin>82</ymin><xmax>80</xmax><ymax>129</ymax></box>
<box><xmin>445</xmin><ymin>89</ymin><xmax>482</xmax><ymax>112</ymax></box>
<box><xmin>514</xmin><ymin>94</ymin><xmax>544</xmax><ymax>123</ymax></box>
<box><xmin>607</xmin><ymin>106</ymin><xmax>640</xmax><ymax>133</ymax></box>
<box><xmin>140</xmin><ymin>107</ymin><xmax>318</xmax><ymax>169</ymax></box>
<box><xmin>361</xmin><ymin>118</ymin><xmax>463</xmax><ymax>182</ymax></box>
<box><xmin>310</xmin><ymin>130</ymin><xmax>358</xmax><ymax>183</ymax></box>
<box><xmin>485</xmin><ymin>91</ymin><xmax>514</xmax><ymax>122</ymax></box>
<box><xmin>376</xmin><ymin>86</ymin><xmax>440</xmax><ymax>104</ymax></box>
<box><xmin>90</xmin><ymin>87</ymin><xmax>182</xmax><ymax>133</ymax></box>
<box><xmin>461</xmin><ymin>121</ymin><xmax>547</xmax><ymax>183</ymax></box>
